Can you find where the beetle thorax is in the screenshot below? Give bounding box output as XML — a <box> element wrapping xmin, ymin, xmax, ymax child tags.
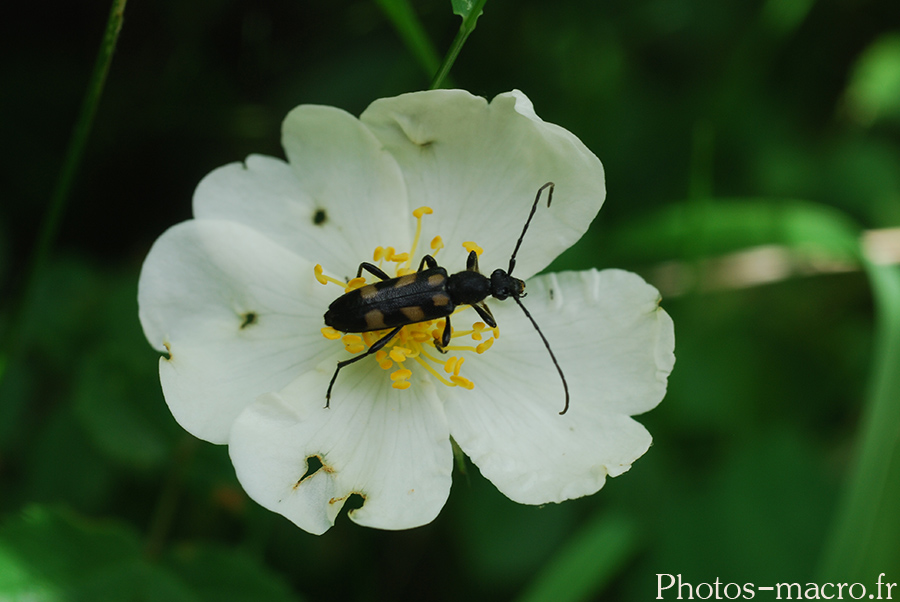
<box><xmin>447</xmin><ymin>270</ymin><xmax>491</xmax><ymax>305</ymax></box>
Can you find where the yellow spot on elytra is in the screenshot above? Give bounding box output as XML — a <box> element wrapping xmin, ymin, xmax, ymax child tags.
<box><xmin>400</xmin><ymin>306</ymin><xmax>425</xmax><ymax>322</ymax></box>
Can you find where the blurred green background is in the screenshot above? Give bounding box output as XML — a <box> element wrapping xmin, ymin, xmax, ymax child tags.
<box><xmin>2</xmin><ymin>0</ymin><xmax>899</xmax><ymax>600</ymax></box>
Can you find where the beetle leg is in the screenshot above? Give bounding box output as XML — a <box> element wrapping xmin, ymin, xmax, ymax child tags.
<box><xmin>471</xmin><ymin>301</ymin><xmax>497</xmax><ymax>328</ymax></box>
<box><xmin>434</xmin><ymin>316</ymin><xmax>452</xmax><ymax>353</ymax></box>
<box><xmin>416</xmin><ymin>254</ymin><xmax>438</xmax><ymax>272</ymax></box>
<box><xmin>356</xmin><ymin>262</ymin><xmax>391</xmax><ymax>281</ymax></box>
<box><xmin>465</xmin><ymin>250</ymin><xmax>480</xmax><ymax>272</ymax></box>
<box><xmin>325</xmin><ymin>325</ymin><xmax>403</xmax><ymax>407</ymax></box>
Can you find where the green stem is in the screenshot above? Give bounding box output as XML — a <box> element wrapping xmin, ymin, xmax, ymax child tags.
<box><xmin>0</xmin><ymin>0</ymin><xmax>126</xmax><ymax>382</ymax></box>
<box><xmin>429</xmin><ymin>0</ymin><xmax>489</xmax><ymax>90</ymax></box>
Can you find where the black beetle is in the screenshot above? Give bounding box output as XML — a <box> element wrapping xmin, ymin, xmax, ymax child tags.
<box><xmin>323</xmin><ymin>182</ymin><xmax>569</xmax><ymax>414</ymax></box>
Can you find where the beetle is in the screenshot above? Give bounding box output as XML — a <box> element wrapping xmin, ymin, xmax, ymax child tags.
<box><xmin>324</xmin><ymin>182</ymin><xmax>569</xmax><ymax>414</ymax></box>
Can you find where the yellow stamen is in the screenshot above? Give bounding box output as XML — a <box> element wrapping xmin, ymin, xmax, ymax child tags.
<box><xmin>373</xmin><ymin>246</ymin><xmax>385</xmax><ymax>261</ymax></box>
<box><xmin>462</xmin><ymin>241</ymin><xmax>483</xmax><ymax>256</ymax></box>
<box><xmin>392</xmin><ymin>381</ymin><xmax>412</xmax><ymax>390</ymax></box>
<box><xmin>453</xmin><ymin>356</ymin><xmax>465</xmax><ymax>376</ymax></box>
<box><xmin>345</xmin><ymin>277</ymin><xmax>367</xmax><ymax>292</ymax></box>
<box><xmin>413</xmin><ymin>355</ymin><xmax>456</xmax><ymax>387</ymax></box>
<box><xmin>476</xmin><ymin>337</ymin><xmax>494</xmax><ymax>354</ymax></box>
<box><xmin>321</xmin><ymin>327</ymin><xmax>342</xmax><ymax>340</ymax></box>
<box><xmin>391</xmin><ymin>368</ymin><xmax>413</xmax><ymax>381</ymax></box>
<box><xmin>443</xmin><ymin>357</ymin><xmax>460</xmax><ymax>374</ymax></box>
<box><xmin>389</xmin><ymin>346</ymin><xmax>411</xmax><ymax>363</ymax></box>
<box><xmin>314</xmin><ymin>264</ymin><xmax>346</xmax><ymax>287</ymax></box>
<box><xmin>450</xmin><ymin>375</ymin><xmax>475</xmax><ymax>389</ymax></box>
<box><xmin>430</xmin><ymin>236</ymin><xmax>444</xmax><ymax>252</ymax></box>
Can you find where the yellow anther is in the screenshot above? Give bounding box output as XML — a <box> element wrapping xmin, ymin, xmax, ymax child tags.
<box><xmin>413</xmin><ymin>206</ymin><xmax>433</xmax><ymax>219</ymax></box>
<box><xmin>492</xmin><ymin>327</ymin><xmax>500</xmax><ymax>338</ymax></box>
<box><xmin>443</xmin><ymin>357</ymin><xmax>459</xmax><ymax>374</ymax></box>
<box><xmin>314</xmin><ymin>264</ymin><xmax>328</xmax><ymax>285</ymax></box>
<box><xmin>342</xmin><ymin>334</ymin><xmax>362</xmax><ymax>345</ymax></box>
<box><xmin>321</xmin><ymin>327</ymin><xmax>342</xmax><ymax>340</ymax></box>
<box><xmin>450</xmin><ymin>375</ymin><xmax>475</xmax><ymax>389</ymax></box>
<box><xmin>476</xmin><ymin>338</ymin><xmax>494</xmax><ymax>354</ymax></box>
<box><xmin>453</xmin><ymin>356</ymin><xmax>465</xmax><ymax>376</ymax></box>
<box><xmin>411</xmin><ymin>331</ymin><xmax>432</xmax><ymax>343</ymax></box>
<box><xmin>379</xmin><ymin>359</ymin><xmax>393</xmax><ymax>370</ymax></box>
<box><xmin>430</xmin><ymin>236</ymin><xmax>444</xmax><ymax>251</ymax></box>
<box><xmin>462</xmin><ymin>241</ymin><xmax>483</xmax><ymax>256</ymax></box>
<box><xmin>384</xmin><ymin>247</ymin><xmax>396</xmax><ymax>261</ymax></box>
<box><xmin>391</xmin><ymin>368</ymin><xmax>413</xmax><ymax>381</ymax></box>
<box><xmin>345</xmin><ymin>277</ymin><xmax>367</xmax><ymax>292</ymax></box>
<box><xmin>389</xmin><ymin>347</ymin><xmax>411</xmax><ymax>363</ymax></box>
<box><xmin>390</xmin><ymin>252</ymin><xmax>409</xmax><ymax>263</ymax></box>
<box><xmin>373</xmin><ymin>246</ymin><xmax>385</xmax><ymax>261</ymax></box>
<box><xmin>363</xmin><ymin>331</ymin><xmax>379</xmax><ymax>346</ymax></box>
<box><xmin>392</xmin><ymin>380</ymin><xmax>412</xmax><ymax>390</ymax></box>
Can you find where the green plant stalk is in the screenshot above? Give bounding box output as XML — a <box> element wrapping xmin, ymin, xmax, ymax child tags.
<box><xmin>0</xmin><ymin>0</ymin><xmax>127</xmax><ymax>382</ymax></box>
<box><xmin>818</xmin><ymin>260</ymin><xmax>900</xmax><ymax>580</ymax></box>
<box><xmin>430</xmin><ymin>0</ymin><xmax>489</xmax><ymax>90</ymax></box>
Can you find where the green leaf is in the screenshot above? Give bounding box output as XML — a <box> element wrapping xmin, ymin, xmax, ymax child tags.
<box><xmin>451</xmin><ymin>0</ymin><xmax>483</xmax><ymax>20</ymax></box>
<box><xmin>374</xmin><ymin>0</ymin><xmax>441</xmax><ymax>77</ymax></box>
<box><xmin>0</xmin><ymin>506</ymin><xmax>193</xmax><ymax>602</ymax></box>
<box><xmin>843</xmin><ymin>33</ymin><xmax>900</xmax><ymax>126</ymax></box>
<box><xmin>608</xmin><ymin>198</ymin><xmax>862</xmax><ymax>265</ymax></box>
<box><xmin>165</xmin><ymin>544</ymin><xmax>303</xmax><ymax>602</ymax></box>
<box><xmin>818</xmin><ymin>262</ymin><xmax>900</xmax><ymax>581</ymax></box>
<box><xmin>516</xmin><ymin>513</ymin><xmax>640</xmax><ymax>602</ymax></box>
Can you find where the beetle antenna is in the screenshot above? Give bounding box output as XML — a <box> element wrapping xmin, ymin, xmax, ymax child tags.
<box><xmin>508</xmin><ymin>182</ymin><xmax>554</xmax><ymax>276</ymax></box>
<box><xmin>512</xmin><ymin>295</ymin><xmax>569</xmax><ymax>415</ymax></box>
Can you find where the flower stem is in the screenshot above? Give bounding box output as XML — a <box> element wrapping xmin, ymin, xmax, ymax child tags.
<box><xmin>429</xmin><ymin>0</ymin><xmax>489</xmax><ymax>90</ymax></box>
<box><xmin>0</xmin><ymin>0</ymin><xmax>127</xmax><ymax>382</ymax></box>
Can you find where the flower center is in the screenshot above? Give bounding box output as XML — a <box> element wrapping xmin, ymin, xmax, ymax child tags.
<box><xmin>314</xmin><ymin>207</ymin><xmax>499</xmax><ymax>392</ymax></box>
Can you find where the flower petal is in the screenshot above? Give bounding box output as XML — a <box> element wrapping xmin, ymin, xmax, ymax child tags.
<box><xmin>360</xmin><ymin>90</ymin><xmax>605</xmax><ymax>278</ymax></box>
<box><xmin>443</xmin><ymin>268</ymin><xmax>674</xmax><ymax>504</ymax></box>
<box><xmin>229</xmin><ymin>365</ymin><xmax>453</xmax><ymax>534</ymax></box>
<box><xmin>138</xmin><ymin>219</ymin><xmax>335</xmax><ymax>443</ymax></box>
<box><xmin>193</xmin><ymin>105</ymin><xmax>412</xmax><ymax>279</ymax></box>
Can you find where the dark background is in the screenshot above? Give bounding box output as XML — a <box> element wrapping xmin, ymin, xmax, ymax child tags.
<box><xmin>2</xmin><ymin>0</ymin><xmax>899</xmax><ymax>600</ymax></box>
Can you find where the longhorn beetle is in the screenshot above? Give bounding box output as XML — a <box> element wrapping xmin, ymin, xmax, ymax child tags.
<box><xmin>323</xmin><ymin>182</ymin><xmax>569</xmax><ymax>414</ymax></box>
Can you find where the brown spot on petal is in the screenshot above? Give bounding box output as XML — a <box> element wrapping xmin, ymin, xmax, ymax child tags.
<box><xmin>294</xmin><ymin>455</ymin><xmax>334</xmax><ymax>489</ymax></box>
<box><xmin>239</xmin><ymin>311</ymin><xmax>258</xmax><ymax>329</ymax></box>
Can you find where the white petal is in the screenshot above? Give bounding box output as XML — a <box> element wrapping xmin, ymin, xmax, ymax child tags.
<box><xmin>282</xmin><ymin>105</ymin><xmax>413</xmax><ymax>278</ymax></box>
<box><xmin>443</xmin><ymin>269</ymin><xmax>675</xmax><ymax>504</ymax></box>
<box><xmin>193</xmin><ymin>105</ymin><xmax>412</xmax><ymax>279</ymax></box>
<box><xmin>360</xmin><ymin>89</ymin><xmax>605</xmax><ymax>278</ymax></box>
<box><xmin>229</xmin><ymin>365</ymin><xmax>453</xmax><ymax>535</ymax></box>
<box><xmin>138</xmin><ymin>219</ymin><xmax>336</xmax><ymax>443</ymax></box>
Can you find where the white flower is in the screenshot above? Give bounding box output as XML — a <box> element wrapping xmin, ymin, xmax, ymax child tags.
<box><xmin>138</xmin><ymin>89</ymin><xmax>675</xmax><ymax>535</ymax></box>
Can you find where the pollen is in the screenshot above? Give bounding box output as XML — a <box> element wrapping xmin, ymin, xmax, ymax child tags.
<box><xmin>316</xmin><ymin>206</ymin><xmax>500</xmax><ymax>395</ymax></box>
